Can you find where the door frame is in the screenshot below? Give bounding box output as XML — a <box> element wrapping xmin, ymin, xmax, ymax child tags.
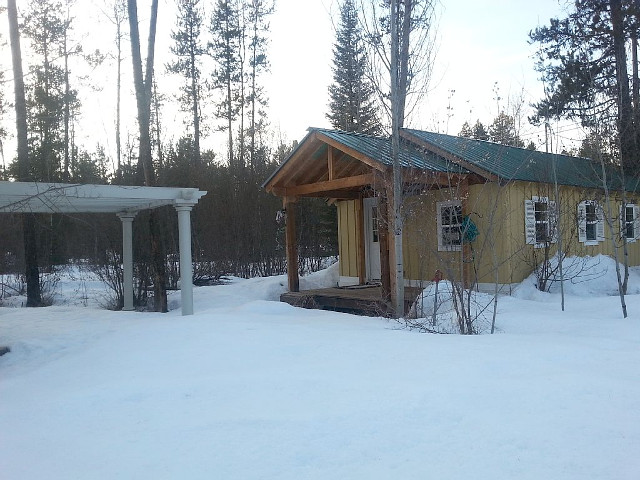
<box><xmin>363</xmin><ymin>196</ymin><xmax>381</xmax><ymax>282</ymax></box>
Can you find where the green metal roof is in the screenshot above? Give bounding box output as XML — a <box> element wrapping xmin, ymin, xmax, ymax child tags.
<box><xmin>313</xmin><ymin>128</ymin><xmax>467</xmax><ymax>172</ymax></box>
<box><xmin>403</xmin><ymin>129</ymin><xmax>638</xmax><ymax>191</ymax></box>
<box><xmin>263</xmin><ymin>127</ymin><xmax>638</xmax><ymax>193</ymax></box>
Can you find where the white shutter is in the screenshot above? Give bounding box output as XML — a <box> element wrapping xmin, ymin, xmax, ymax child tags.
<box><xmin>549</xmin><ymin>200</ymin><xmax>558</xmax><ymax>243</ymax></box>
<box><xmin>577</xmin><ymin>201</ymin><xmax>587</xmax><ymax>243</ymax></box>
<box><xmin>596</xmin><ymin>204</ymin><xmax>605</xmax><ymax>242</ymax></box>
<box><xmin>525</xmin><ymin>199</ymin><xmax>536</xmax><ymax>245</ymax></box>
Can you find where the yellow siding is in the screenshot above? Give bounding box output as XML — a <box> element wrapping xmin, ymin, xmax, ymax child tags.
<box><xmin>500</xmin><ymin>181</ymin><xmax>640</xmax><ymax>283</ymax></box>
<box><xmin>337</xmin><ymin>200</ymin><xmax>358</xmax><ymax>277</ymax></box>
<box><xmin>402</xmin><ymin>188</ymin><xmax>463</xmax><ymax>284</ymax></box>
<box><xmin>339</xmin><ymin>182</ymin><xmax>640</xmax><ymax>286</ymax></box>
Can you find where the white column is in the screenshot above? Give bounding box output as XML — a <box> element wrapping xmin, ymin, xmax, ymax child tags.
<box><xmin>175</xmin><ymin>205</ymin><xmax>194</xmax><ymax>315</ymax></box>
<box><xmin>117</xmin><ymin>212</ymin><xmax>137</xmax><ymax>311</ymax></box>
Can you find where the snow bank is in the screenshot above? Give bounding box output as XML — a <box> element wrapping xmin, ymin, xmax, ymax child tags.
<box><xmin>513</xmin><ymin>254</ymin><xmax>640</xmax><ymax>300</ymax></box>
<box><xmin>1</xmin><ymin>259</ymin><xmax>639</xmax><ymax>479</ymax></box>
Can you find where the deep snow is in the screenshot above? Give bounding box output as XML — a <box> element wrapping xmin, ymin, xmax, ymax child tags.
<box><xmin>1</xmin><ymin>257</ymin><xmax>639</xmax><ymax>479</ymax></box>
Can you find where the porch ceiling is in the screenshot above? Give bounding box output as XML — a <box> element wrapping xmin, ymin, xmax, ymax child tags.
<box><xmin>265</xmin><ymin>131</ymin><xmax>378</xmax><ymax>198</ymax></box>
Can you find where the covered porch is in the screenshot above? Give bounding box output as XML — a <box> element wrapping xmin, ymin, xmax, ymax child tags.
<box><xmin>263</xmin><ymin>128</ymin><xmax>477</xmax><ymax>315</ymax></box>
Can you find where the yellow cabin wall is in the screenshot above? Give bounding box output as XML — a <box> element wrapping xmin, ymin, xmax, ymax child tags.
<box><xmin>403</xmin><ymin>188</ymin><xmax>463</xmax><ymax>283</ymax></box>
<box><xmin>337</xmin><ymin>182</ymin><xmax>640</xmax><ymax>286</ymax></box>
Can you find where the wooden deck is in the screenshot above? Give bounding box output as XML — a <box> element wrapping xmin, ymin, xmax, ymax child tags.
<box><xmin>280</xmin><ymin>285</ymin><xmax>422</xmax><ymax>317</ymax></box>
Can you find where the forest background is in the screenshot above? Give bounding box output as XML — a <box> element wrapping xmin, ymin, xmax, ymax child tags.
<box><xmin>2</xmin><ymin>0</ymin><xmax>627</xmax><ymax>310</ymax></box>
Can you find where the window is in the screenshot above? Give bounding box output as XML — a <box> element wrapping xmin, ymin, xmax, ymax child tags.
<box><xmin>578</xmin><ymin>201</ymin><xmax>604</xmax><ymax>245</ymax></box>
<box><xmin>525</xmin><ymin>196</ymin><xmax>557</xmax><ymax>247</ymax></box>
<box><xmin>371</xmin><ymin>205</ymin><xmax>379</xmax><ymax>243</ymax></box>
<box><xmin>621</xmin><ymin>203</ymin><xmax>639</xmax><ymax>243</ymax></box>
<box><xmin>437</xmin><ymin>201</ymin><xmax>463</xmax><ymax>251</ymax></box>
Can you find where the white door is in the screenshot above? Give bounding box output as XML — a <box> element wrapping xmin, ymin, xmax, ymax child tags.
<box><xmin>363</xmin><ymin>197</ymin><xmax>381</xmax><ymax>282</ymax></box>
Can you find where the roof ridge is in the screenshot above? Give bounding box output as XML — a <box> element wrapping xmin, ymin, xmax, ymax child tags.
<box><xmin>402</xmin><ymin>127</ymin><xmax>594</xmax><ymax>162</ymax></box>
<box><xmin>308</xmin><ymin>126</ymin><xmax>388</xmax><ymax>140</ymax></box>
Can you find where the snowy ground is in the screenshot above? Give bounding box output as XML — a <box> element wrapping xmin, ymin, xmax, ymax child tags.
<box><xmin>1</xmin><ymin>258</ymin><xmax>639</xmax><ymax>479</ymax></box>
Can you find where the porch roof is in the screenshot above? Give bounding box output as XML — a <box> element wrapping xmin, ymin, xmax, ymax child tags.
<box><xmin>262</xmin><ymin>128</ymin><xmax>469</xmax><ymax>198</ymax></box>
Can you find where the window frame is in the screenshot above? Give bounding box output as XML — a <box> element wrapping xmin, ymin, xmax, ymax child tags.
<box><xmin>525</xmin><ymin>196</ymin><xmax>557</xmax><ymax>248</ymax></box>
<box><xmin>577</xmin><ymin>200</ymin><xmax>604</xmax><ymax>246</ymax></box>
<box><xmin>437</xmin><ymin>200</ymin><xmax>463</xmax><ymax>252</ymax></box>
<box><xmin>620</xmin><ymin>203</ymin><xmax>640</xmax><ymax>243</ymax></box>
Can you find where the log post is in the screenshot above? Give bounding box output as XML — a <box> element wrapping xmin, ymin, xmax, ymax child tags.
<box><xmin>284</xmin><ymin>196</ymin><xmax>299</xmax><ymax>292</ymax></box>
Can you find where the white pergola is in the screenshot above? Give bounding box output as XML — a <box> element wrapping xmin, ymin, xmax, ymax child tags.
<box><xmin>0</xmin><ymin>181</ymin><xmax>207</xmax><ymax>315</ymax></box>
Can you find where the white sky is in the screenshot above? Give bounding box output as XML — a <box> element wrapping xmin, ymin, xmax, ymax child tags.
<box><xmin>1</xmin><ymin>0</ymin><xmax>575</xmax><ymax>167</ymax></box>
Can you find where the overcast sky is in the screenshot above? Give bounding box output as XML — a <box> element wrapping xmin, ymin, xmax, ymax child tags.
<box><xmin>2</xmin><ymin>0</ymin><xmax>574</xmax><ymax>166</ymax></box>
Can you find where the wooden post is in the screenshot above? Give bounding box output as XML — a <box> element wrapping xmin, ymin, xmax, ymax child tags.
<box><xmin>356</xmin><ymin>196</ymin><xmax>366</xmax><ymax>284</ymax></box>
<box><xmin>284</xmin><ymin>196</ymin><xmax>299</xmax><ymax>292</ymax></box>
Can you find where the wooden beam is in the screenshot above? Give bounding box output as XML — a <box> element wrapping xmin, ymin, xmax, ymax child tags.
<box><xmin>282</xmin><ymin>173</ymin><xmax>373</xmax><ymax>196</ymax></box>
<box><xmin>317</xmin><ymin>132</ymin><xmax>387</xmax><ymax>172</ymax></box>
<box><xmin>284</xmin><ymin>197</ymin><xmax>299</xmax><ymax>292</ymax></box>
<box><xmin>328</xmin><ymin>146</ymin><xmax>335</xmax><ymax>181</ymax></box>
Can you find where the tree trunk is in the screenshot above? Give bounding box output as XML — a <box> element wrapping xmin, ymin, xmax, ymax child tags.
<box><xmin>128</xmin><ymin>0</ymin><xmax>167</xmax><ymax>312</ymax></box>
<box><xmin>389</xmin><ymin>0</ymin><xmax>406</xmax><ymax>317</ymax></box>
<box><xmin>611</xmin><ymin>0</ymin><xmax>638</xmax><ymax>173</ymax></box>
<box><xmin>8</xmin><ymin>0</ymin><xmax>42</xmax><ymax>307</ymax></box>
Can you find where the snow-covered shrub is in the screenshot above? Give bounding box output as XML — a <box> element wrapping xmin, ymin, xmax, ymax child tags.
<box><xmin>406</xmin><ymin>281</ymin><xmax>496</xmax><ymax>334</ymax></box>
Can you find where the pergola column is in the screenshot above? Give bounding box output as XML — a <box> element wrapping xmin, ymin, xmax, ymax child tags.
<box><xmin>117</xmin><ymin>212</ymin><xmax>137</xmax><ymax>311</ymax></box>
<box><xmin>175</xmin><ymin>204</ymin><xmax>195</xmax><ymax>315</ymax></box>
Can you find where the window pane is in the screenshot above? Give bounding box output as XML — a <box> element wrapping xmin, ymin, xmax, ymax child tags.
<box><xmin>534</xmin><ymin>201</ymin><xmax>549</xmax><ymax>243</ymax></box>
<box><xmin>440</xmin><ymin>203</ymin><xmax>463</xmax><ymax>247</ymax></box>
<box><xmin>586</xmin><ymin>222</ymin><xmax>596</xmax><ymax>241</ymax></box>
<box><xmin>371</xmin><ymin>206</ymin><xmax>379</xmax><ymax>243</ymax></box>
<box><xmin>535</xmin><ymin>202</ymin><xmax>547</xmax><ymax>221</ymax></box>
<box><xmin>625</xmin><ymin>206</ymin><xmax>635</xmax><ymax>239</ymax></box>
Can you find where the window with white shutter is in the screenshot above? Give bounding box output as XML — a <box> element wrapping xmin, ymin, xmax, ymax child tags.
<box><xmin>578</xmin><ymin>201</ymin><xmax>604</xmax><ymax>245</ymax></box>
<box><xmin>525</xmin><ymin>196</ymin><xmax>556</xmax><ymax>248</ymax></box>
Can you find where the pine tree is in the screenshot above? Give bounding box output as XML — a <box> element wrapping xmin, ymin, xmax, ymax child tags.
<box><xmin>530</xmin><ymin>0</ymin><xmax>640</xmax><ymax>172</ymax></box>
<box><xmin>471</xmin><ymin>120</ymin><xmax>489</xmax><ymax>141</ymax></box>
<box><xmin>22</xmin><ymin>0</ymin><xmax>77</xmax><ymax>181</ymax></box>
<box><xmin>167</xmin><ymin>0</ymin><xmax>205</xmax><ymax>167</ymax></box>
<box><xmin>459</xmin><ymin>121</ymin><xmax>473</xmax><ymax>138</ymax></box>
<box><xmin>327</xmin><ymin>0</ymin><xmax>380</xmax><ymax>134</ymax></box>
<box><xmin>246</xmin><ymin>0</ymin><xmax>273</xmax><ymax>170</ymax></box>
<box><xmin>488</xmin><ymin>112</ymin><xmax>524</xmax><ymax>147</ymax></box>
<box><xmin>209</xmin><ymin>0</ymin><xmax>242</xmax><ymax>167</ymax></box>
